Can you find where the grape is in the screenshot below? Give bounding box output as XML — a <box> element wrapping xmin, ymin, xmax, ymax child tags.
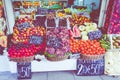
<box><xmin>59</xmin><ymin>18</ymin><xmax>67</xmax><ymax>27</ymax></box>
<box><xmin>47</xmin><ymin>18</ymin><xmax>56</xmax><ymax>27</ymax></box>
<box><xmin>33</xmin><ymin>16</ymin><xmax>46</xmax><ymax>27</ymax></box>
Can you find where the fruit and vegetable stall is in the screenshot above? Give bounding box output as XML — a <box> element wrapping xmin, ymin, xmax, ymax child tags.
<box><xmin>0</xmin><ymin>0</ymin><xmax>120</xmax><ymax>79</ymax></box>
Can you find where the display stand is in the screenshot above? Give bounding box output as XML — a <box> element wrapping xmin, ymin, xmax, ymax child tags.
<box><xmin>1</xmin><ymin>0</ymin><xmax>117</xmax><ymax>76</ymax></box>
<box><xmin>9</xmin><ymin>56</ymin><xmax>76</xmax><ymax>73</ymax></box>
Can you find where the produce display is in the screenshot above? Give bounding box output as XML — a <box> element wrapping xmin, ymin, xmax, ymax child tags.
<box><xmin>64</xmin><ymin>6</ymin><xmax>87</xmax><ymax>15</ymax></box>
<box><xmin>13</xmin><ymin>17</ymin><xmax>46</xmax><ymax>43</ymax></box>
<box><xmin>6</xmin><ymin>0</ymin><xmax>120</xmax><ymax>77</ymax></box>
<box><xmin>0</xmin><ymin>30</ymin><xmax>7</xmax><ymax>48</ymax></box>
<box><xmin>11</xmin><ymin>17</ymin><xmax>47</xmax><ymax>59</ymax></box>
<box><xmin>0</xmin><ymin>30</ymin><xmax>7</xmax><ymax>55</ymax></box>
<box><xmin>70</xmin><ymin>38</ymin><xmax>105</xmax><ymax>55</ymax></box>
<box><xmin>45</xmin><ymin>27</ymin><xmax>70</xmax><ymax>60</ymax></box>
<box><xmin>108</xmin><ymin>0</ymin><xmax>120</xmax><ymax>34</ymax></box>
<box><xmin>69</xmin><ymin>14</ymin><xmax>91</xmax><ymax>26</ymax></box>
<box><xmin>112</xmin><ymin>35</ymin><xmax>120</xmax><ymax>49</ymax></box>
<box><xmin>58</xmin><ymin>18</ymin><xmax>67</xmax><ymax>27</ymax></box>
<box><xmin>33</xmin><ymin>16</ymin><xmax>46</xmax><ymax>27</ymax></box>
<box><xmin>46</xmin><ymin>18</ymin><xmax>56</xmax><ymax>27</ymax></box>
<box><xmin>70</xmin><ymin>25</ymin><xmax>81</xmax><ymax>38</ymax></box>
<box><xmin>100</xmin><ymin>35</ymin><xmax>110</xmax><ymax>50</ymax></box>
<box><xmin>8</xmin><ymin>43</ymin><xmax>37</xmax><ymax>58</ymax></box>
<box><xmin>46</xmin><ymin>10</ymin><xmax>56</xmax><ymax>19</ymax></box>
<box><xmin>13</xmin><ymin>26</ymin><xmax>46</xmax><ymax>43</ymax></box>
<box><xmin>56</xmin><ymin>10</ymin><xmax>66</xmax><ymax>18</ymax></box>
<box><xmin>10</xmin><ymin>0</ymin><xmax>115</xmax><ymax>61</ymax></box>
<box><xmin>70</xmin><ymin>22</ymin><xmax>100</xmax><ymax>40</ymax></box>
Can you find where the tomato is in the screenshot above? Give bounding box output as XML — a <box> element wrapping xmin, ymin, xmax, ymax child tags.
<box><xmin>92</xmin><ymin>51</ymin><xmax>96</xmax><ymax>54</ymax></box>
<box><xmin>81</xmin><ymin>50</ymin><xmax>85</xmax><ymax>54</ymax></box>
<box><xmin>89</xmin><ymin>51</ymin><xmax>93</xmax><ymax>55</ymax></box>
<box><xmin>95</xmin><ymin>42</ymin><xmax>100</xmax><ymax>46</ymax></box>
<box><xmin>81</xmin><ymin>47</ymin><xmax>85</xmax><ymax>50</ymax></box>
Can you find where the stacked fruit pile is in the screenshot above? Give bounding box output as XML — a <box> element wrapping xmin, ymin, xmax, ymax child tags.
<box><xmin>0</xmin><ymin>30</ymin><xmax>7</xmax><ymax>55</ymax></box>
<box><xmin>33</xmin><ymin>16</ymin><xmax>46</xmax><ymax>27</ymax></box>
<box><xmin>13</xmin><ymin>26</ymin><xmax>46</xmax><ymax>43</ymax></box>
<box><xmin>56</xmin><ymin>10</ymin><xmax>66</xmax><ymax>18</ymax></box>
<box><xmin>8</xmin><ymin>43</ymin><xmax>37</xmax><ymax>58</ymax></box>
<box><xmin>70</xmin><ymin>38</ymin><xmax>105</xmax><ymax>55</ymax></box>
<box><xmin>8</xmin><ymin>43</ymin><xmax>43</xmax><ymax>62</ymax></box>
<box><xmin>45</xmin><ymin>27</ymin><xmax>70</xmax><ymax>59</ymax></box>
<box><xmin>58</xmin><ymin>18</ymin><xmax>67</xmax><ymax>27</ymax></box>
<box><xmin>112</xmin><ymin>36</ymin><xmax>120</xmax><ymax>49</ymax></box>
<box><xmin>47</xmin><ymin>18</ymin><xmax>56</xmax><ymax>27</ymax></box>
<box><xmin>9</xmin><ymin>18</ymin><xmax>47</xmax><ymax>62</ymax></box>
<box><xmin>69</xmin><ymin>14</ymin><xmax>91</xmax><ymax>26</ymax></box>
<box><xmin>46</xmin><ymin>10</ymin><xmax>56</xmax><ymax>27</ymax></box>
<box><xmin>100</xmin><ymin>34</ymin><xmax>110</xmax><ymax>50</ymax></box>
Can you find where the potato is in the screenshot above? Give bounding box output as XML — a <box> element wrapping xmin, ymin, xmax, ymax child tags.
<box><xmin>112</xmin><ymin>36</ymin><xmax>116</xmax><ymax>40</ymax></box>
<box><xmin>113</xmin><ymin>42</ymin><xmax>119</xmax><ymax>46</ymax></box>
<box><xmin>114</xmin><ymin>39</ymin><xmax>120</xmax><ymax>43</ymax></box>
<box><xmin>116</xmin><ymin>46</ymin><xmax>120</xmax><ymax>48</ymax></box>
<box><xmin>116</xmin><ymin>36</ymin><xmax>120</xmax><ymax>40</ymax></box>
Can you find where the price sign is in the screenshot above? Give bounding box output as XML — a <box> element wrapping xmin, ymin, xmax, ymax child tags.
<box><xmin>17</xmin><ymin>62</ymin><xmax>31</xmax><ymax>79</ymax></box>
<box><xmin>76</xmin><ymin>58</ymin><xmax>104</xmax><ymax>76</ymax></box>
<box><xmin>47</xmin><ymin>37</ymin><xmax>62</xmax><ymax>48</ymax></box>
<box><xmin>17</xmin><ymin>22</ymin><xmax>30</xmax><ymax>31</ymax></box>
<box><xmin>30</xmin><ymin>35</ymin><xmax>43</xmax><ymax>45</ymax></box>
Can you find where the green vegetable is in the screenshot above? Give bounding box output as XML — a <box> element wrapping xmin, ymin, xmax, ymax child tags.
<box><xmin>99</xmin><ymin>34</ymin><xmax>110</xmax><ymax>50</ymax></box>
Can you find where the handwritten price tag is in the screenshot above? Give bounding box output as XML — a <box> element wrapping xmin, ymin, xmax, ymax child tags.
<box><xmin>47</xmin><ymin>37</ymin><xmax>62</xmax><ymax>48</ymax></box>
<box><xmin>17</xmin><ymin>22</ymin><xmax>30</xmax><ymax>31</ymax></box>
<box><xmin>76</xmin><ymin>59</ymin><xmax>104</xmax><ymax>76</ymax></box>
<box><xmin>30</xmin><ymin>35</ymin><xmax>43</xmax><ymax>45</ymax></box>
<box><xmin>17</xmin><ymin>62</ymin><xmax>31</xmax><ymax>79</ymax></box>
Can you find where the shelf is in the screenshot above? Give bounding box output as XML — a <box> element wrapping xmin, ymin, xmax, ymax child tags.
<box><xmin>0</xmin><ymin>55</ymin><xmax>76</xmax><ymax>73</ymax></box>
<box><xmin>9</xmin><ymin>59</ymin><xmax>76</xmax><ymax>73</ymax></box>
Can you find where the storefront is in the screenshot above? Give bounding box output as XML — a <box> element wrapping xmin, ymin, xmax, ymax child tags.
<box><xmin>0</xmin><ymin>0</ymin><xmax>120</xmax><ymax>79</ymax></box>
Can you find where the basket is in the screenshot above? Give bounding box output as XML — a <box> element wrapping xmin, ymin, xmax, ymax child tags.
<box><xmin>80</xmin><ymin>53</ymin><xmax>104</xmax><ymax>60</ymax></box>
<box><xmin>9</xmin><ymin>56</ymin><xmax>34</xmax><ymax>62</ymax></box>
<box><xmin>46</xmin><ymin>55</ymin><xmax>69</xmax><ymax>61</ymax></box>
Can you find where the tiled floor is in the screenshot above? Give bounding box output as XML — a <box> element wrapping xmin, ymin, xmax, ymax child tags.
<box><xmin>0</xmin><ymin>71</ymin><xmax>120</xmax><ymax>80</ymax></box>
